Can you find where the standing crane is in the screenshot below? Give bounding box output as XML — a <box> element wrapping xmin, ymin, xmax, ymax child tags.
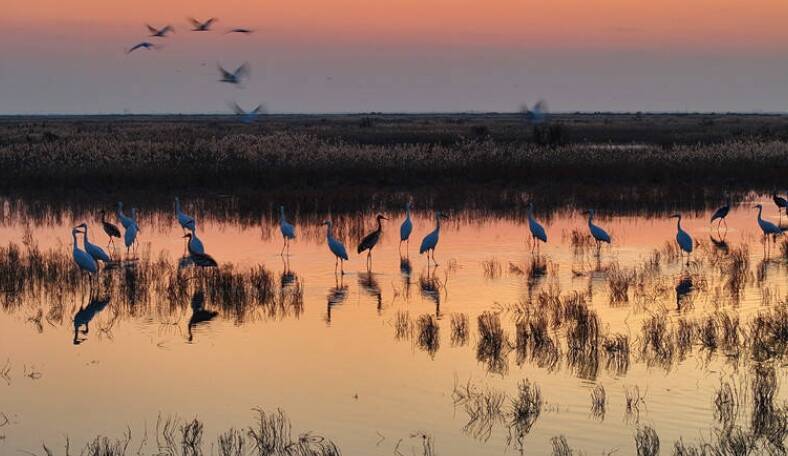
<box><xmin>357</xmin><ymin>214</ymin><xmax>388</xmax><ymax>269</ymax></box>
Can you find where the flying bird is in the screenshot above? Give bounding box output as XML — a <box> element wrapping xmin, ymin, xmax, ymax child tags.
<box><xmin>218</xmin><ymin>63</ymin><xmax>249</xmax><ymax>85</ymax></box>
<box><xmin>225</xmin><ymin>28</ymin><xmax>254</xmax><ymax>34</ymax></box>
<box><xmin>126</xmin><ymin>42</ymin><xmax>158</xmax><ymax>54</ymax></box>
<box><xmin>147</xmin><ymin>24</ymin><xmax>174</xmax><ymax>37</ymax></box>
<box><xmin>189</xmin><ymin>17</ymin><xmax>217</xmax><ymax>31</ymax></box>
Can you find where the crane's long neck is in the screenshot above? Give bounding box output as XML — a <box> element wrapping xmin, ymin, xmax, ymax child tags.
<box><xmin>406</xmin><ymin>206</ymin><xmax>411</xmax><ymax>218</ymax></box>
<box><xmin>435</xmin><ymin>216</ymin><xmax>441</xmax><ymax>231</ymax></box>
<box><xmin>72</xmin><ymin>231</ymin><xmax>79</xmax><ymax>250</ymax></box>
<box><xmin>675</xmin><ymin>215</ymin><xmax>682</xmax><ymax>230</ymax></box>
<box><xmin>326</xmin><ymin>223</ymin><xmax>333</xmax><ymax>238</ymax></box>
<box><xmin>376</xmin><ymin>217</ymin><xmax>383</xmax><ymax>232</ymax></box>
<box><xmin>587</xmin><ymin>212</ymin><xmax>594</xmax><ymax>225</ymax></box>
<box><xmin>757</xmin><ymin>206</ymin><xmax>763</xmax><ymax>221</ymax></box>
<box><xmin>280</xmin><ymin>207</ymin><xmax>285</xmax><ymax>221</ymax></box>
<box><xmin>83</xmin><ymin>229</ymin><xmax>89</xmax><ymax>243</ymax></box>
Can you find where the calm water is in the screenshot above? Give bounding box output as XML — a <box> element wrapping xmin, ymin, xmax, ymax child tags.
<box><xmin>0</xmin><ymin>192</ymin><xmax>786</xmax><ymax>455</ymax></box>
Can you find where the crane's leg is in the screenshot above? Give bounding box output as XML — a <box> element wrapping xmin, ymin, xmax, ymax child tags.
<box><xmin>341</xmin><ymin>259</ymin><xmax>345</xmax><ymax>275</ymax></box>
<box><xmin>281</xmin><ymin>238</ymin><xmax>286</xmax><ymax>256</ymax></box>
<box><xmin>433</xmin><ymin>249</ymin><xmax>439</xmax><ymax>267</ymax></box>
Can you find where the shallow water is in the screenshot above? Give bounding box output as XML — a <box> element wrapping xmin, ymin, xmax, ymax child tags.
<box><xmin>0</xmin><ymin>192</ymin><xmax>787</xmax><ymax>455</ymax></box>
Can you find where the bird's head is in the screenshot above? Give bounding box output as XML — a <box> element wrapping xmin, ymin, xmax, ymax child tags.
<box><xmin>405</xmin><ymin>201</ymin><xmax>412</xmax><ymax>209</ymax></box>
<box><xmin>670</xmin><ymin>214</ymin><xmax>681</xmax><ymax>219</ymax></box>
<box><xmin>76</xmin><ymin>222</ymin><xmax>88</xmax><ymax>230</ymax></box>
<box><xmin>183</xmin><ymin>233</ymin><xmax>193</xmax><ymax>239</ymax></box>
<box><xmin>377</xmin><ymin>214</ymin><xmax>388</xmax><ymax>221</ymax></box>
<box><xmin>436</xmin><ymin>211</ymin><xmax>448</xmax><ymax>219</ymax></box>
<box><xmin>754</xmin><ymin>204</ymin><xmax>763</xmax><ymax>209</ymax></box>
<box><xmin>323</xmin><ymin>220</ymin><xmax>332</xmax><ymax>226</ymax></box>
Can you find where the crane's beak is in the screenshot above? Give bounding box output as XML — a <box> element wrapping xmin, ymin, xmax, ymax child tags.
<box><xmin>182</xmin><ymin>234</ymin><xmax>190</xmax><ymax>239</ymax></box>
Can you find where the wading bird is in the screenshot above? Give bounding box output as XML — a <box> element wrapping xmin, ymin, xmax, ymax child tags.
<box><xmin>186</xmin><ymin>226</ymin><xmax>205</xmax><ymax>255</ymax></box>
<box><xmin>400</xmin><ymin>202</ymin><xmax>413</xmax><ymax>251</ymax></box>
<box><xmin>420</xmin><ymin>211</ymin><xmax>448</xmax><ymax>266</ymax></box>
<box><xmin>183</xmin><ymin>233</ymin><xmax>218</xmax><ymax>268</ymax></box>
<box><xmin>358</xmin><ymin>214</ymin><xmax>388</xmax><ymax>269</ymax></box>
<box><xmin>77</xmin><ymin>223</ymin><xmax>111</xmax><ymax>264</ymax></box>
<box><xmin>72</xmin><ymin>226</ymin><xmax>98</xmax><ymax>287</ymax></box>
<box><xmin>710</xmin><ymin>197</ymin><xmax>732</xmax><ymax>231</ymax></box>
<box><xmin>189</xmin><ymin>17</ymin><xmax>217</xmax><ymax>31</ymax></box>
<box><xmin>218</xmin><ymin>63</ymin><xmax>249</xmax><ymax>85</ymax></box>
<box><xmin>323</xmin><ymin>220</ymin><xmax>348</xmax><ymax>275</ymax></box>
<box><xmin>671</xmin><ymin>214</ymin><xmax>693</xmax><ymax>265</ymax></box>
<box><xmin>117</xmin><ymin>202</ymin><xmax>134</xmax><ymax>229</ymax></box>
<box><xmin>147</xmin><ymin>24</ymin><xmax>174</xmax><ymax>37</ymax></box>
<box><xmin>175</xmin><ymin>197</ymin><xmax>195</xmax><ymax>231</ymax></box>
<box><xmin>584</xmin><ymin>209</ymin><xmax>611</xmax><ymax>251</ymax></box>
<box><xmin>100</xmin><ymin>210</ymin><xmax>121</xmax><ymax>248</ymax></box>
<box><xmin>126</xmin><ymin>42</ymin><xmax>158</xmax><ymax>54</ymax></box>
<box><xmin>755</xmin><ymin>204</ymin><xmax>783</xmax><ymax>255</ymax></box>
<box><xmin>279</xmin><ymin>206</ymin><xmax>295</xmax><ymax>255</ymax></box>
<box><xmin>527</xmin><ymin>203</ymin><xmax>547</xmax><ymax>249</ymax></box>
<box><xmin>124</xmin><ymin>221</ymin><xmax>138</xmax><ymax>258</ymax></box>
<box><xmin>773</xmin><ymin>193</ymin><xmax>787</xmax><ymax>224</ymax></box>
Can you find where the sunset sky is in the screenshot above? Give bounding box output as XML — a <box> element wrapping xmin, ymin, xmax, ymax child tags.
<box><xmin>2</xmin><ymin>0</ymin><xmax>788</xmax><ymax>114</ymax></box>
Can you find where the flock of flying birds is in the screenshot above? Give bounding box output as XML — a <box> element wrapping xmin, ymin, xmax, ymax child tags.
<box><xmin>68</xmin><ymin>194</ymin><xmax>788</xmax><ymax>287</ymax></box>
<box><xmin>126</xmin><ymin>18</ymin><xmax>264</xmax><ymax>120</ymax></box>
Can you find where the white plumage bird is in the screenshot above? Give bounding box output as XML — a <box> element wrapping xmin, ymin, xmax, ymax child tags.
<box><xmin>420</xmin><ymin>211</ymin><xmax>448</xmax><ymax>266</ymax></box>
<box><xmin>527</xmin><ymin>203</ymin><xmax>547</xmax><ymax>249</ymax></box>
<box><xmin>72</xmin><ymin>227</ymin><xmax>98</xmax><ymax>285</ymax></box>
<box><xmin>279</xmin><ymin>206</ymin><xmax>296</xmax><ymax>255</ymax></box>
<box><xmin>77</xmin><ymin>223</ymin><xmax>111</xmax><ymax>263</ymax></box>
<box><xmin>187</xmin><ymin>227</ymin><xmax>205</xmax><ymax>255</ymax></box>
<box><xmin>585</xmin><ymin>209</ymin><xmax>611</xmax><ymax>249</ymax></box>
<box><xmin>323</xmin><ymin>220</ymin><xmax>348</xmax><ymax>274</ymax></box>
<box><xmin>175</xmin><ymin>197</ymin><xmax>196</xmax><ymax>231</ymax></box>
<box><xmin>400</xmin><ymin>202</ymin><xmax>413</xmax><ymax>250</ymax></box>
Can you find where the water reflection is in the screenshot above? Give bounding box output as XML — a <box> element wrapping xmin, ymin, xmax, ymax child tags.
<box><xmin>326</xmin><ymin>275</ymin><xmax>348</xmax><ymax>323</ymax></box>
<box><xmin>187</xmin><ymin>289</ymin><xmax>218</xmax><ymax>343</ymax></box>
<box><xmin>73</xmin><ymin>295</ymin><xmax>110</xmax><ymax>345</ymax></box>
<box><xmin>357</xmin><ymin>272</ymin><xmax>382</xmax><ymax>313</ymax></box>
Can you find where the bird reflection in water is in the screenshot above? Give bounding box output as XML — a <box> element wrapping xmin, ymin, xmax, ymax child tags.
<box><xmin>400</xmin><ymin>255</ymin><xmax>412</xmax><ymax>300</ymax></box>
<box><xmin>358</xmin><ymin>272</ymin><xmax>382</xmax><ymax>313</ymax></box>
<box><xmin>675</xmin><ymin>273</ymin><xmax>694</xmax><ymax>311</ymax></box>
<box><xmin>709</xmin><ymin>232</ymin><xmax>729</xmax><ymax>254</ymax></box>
<box><xmin>326</xmin><ymin>275</ymin><xmax>348</xmax><ymax>323</ymax></box>
<box><xmin>187</xmin><ymin>289</ymin><xmax>218</xmax><ymax>343</ymax></box>
<box><xmin>73</xmin><ymin>295</ymin><xmax>110</xmax><ymax>345</ymax></box>
<box><xmin>419</xmin><ymin>264</ymin><xmax>443</xmax><ymax>317</ymax></box>
<box><xmin>281</xmin><ymin>255</ymin><xmax>296</xmax><ymax>288</ymax></box>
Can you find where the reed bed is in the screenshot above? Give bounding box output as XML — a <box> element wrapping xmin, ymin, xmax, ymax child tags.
<box><xmin>4</xmin><ymin>115</ymin><xmax>788</xmax><ymax>190</ymax></box>
<box><xmin>34</xmin><ymin>408</ymin><xmax>341</xmax><ymax>456</ymax></box>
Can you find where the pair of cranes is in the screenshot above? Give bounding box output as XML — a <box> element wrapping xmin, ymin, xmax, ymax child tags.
<box><xmin>279</xmin><ymin>202</ymin><xmax>447</xmax><ymax>275</ymax></box>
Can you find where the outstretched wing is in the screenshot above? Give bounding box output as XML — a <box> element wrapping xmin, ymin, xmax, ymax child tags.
<box><xmin>233</xmin><ymin>63</ymin><xmax>249</xmax><ymax>78</ymax></box>
<box><xmin>218</xmin><ymin>65</ymin><xmax>233</xmax><ymax>79</ymax></box>
<box><xmin>146</xmin><ymin>24</ymin><xmax>158</xmax><ymax>34</ymax></box>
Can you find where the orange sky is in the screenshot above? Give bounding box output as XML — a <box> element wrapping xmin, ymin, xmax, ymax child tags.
<box><xmin>7</xmin><ymin>0</ymin><xmax>788</xmax><ymax>50</ymax></box>
<box><xmin>2</xmin><ymin>0</ymin><xmax>788</xmax><ymax>113</ymax></box>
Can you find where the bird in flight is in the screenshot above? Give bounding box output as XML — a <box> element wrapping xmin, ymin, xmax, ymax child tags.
<box><xmin>126</xmin><ymin>42</ymin><xmax>158</xmax><ymax>54</ymax></box>
<box><xmin>189</xmin><ymin>17</ymin><xmax>217</xmax><ymax>31</ymax></box>
<box><xmin>225</xmin><ymin>28</ymin><xmax>254</xmax><ymax>35</ymax></box>
<box><xmin>218</xmin><ymin>63</ymin><xmax>249</xmax><ymax>85</ymax></box>
<box><xmin>147</xmin><ymin>24</ymin><xmax>174</xmax><ymax>37</ymax></box>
